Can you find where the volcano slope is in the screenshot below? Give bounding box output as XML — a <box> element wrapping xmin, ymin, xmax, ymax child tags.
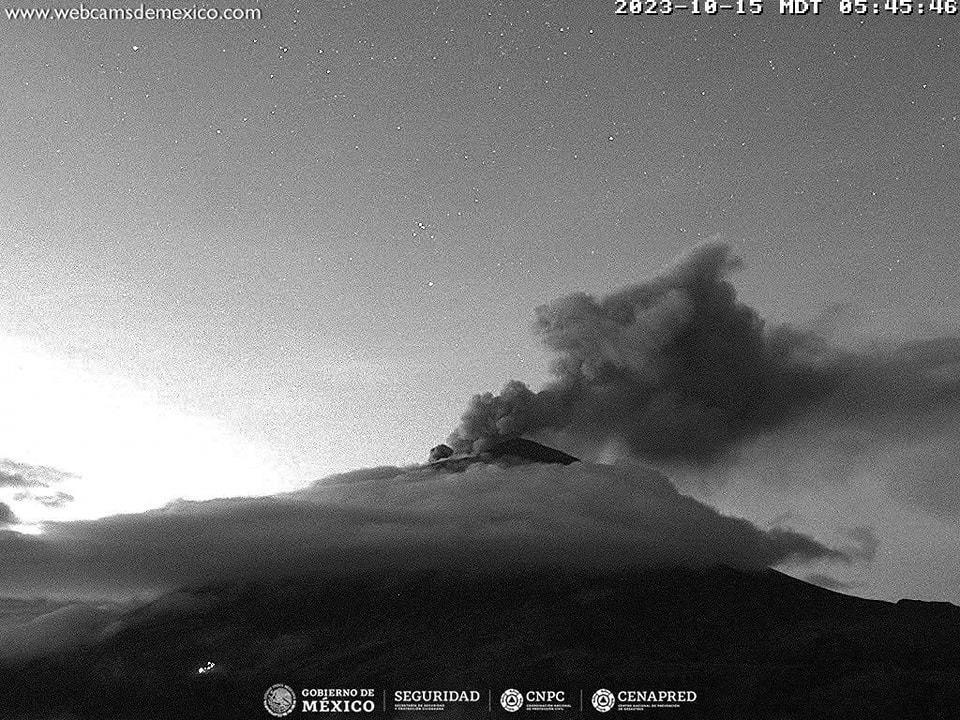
<box><xmin>0</xmin><ymin>566</ymin><xmax>958</xmax><ymax>719</ymax></box>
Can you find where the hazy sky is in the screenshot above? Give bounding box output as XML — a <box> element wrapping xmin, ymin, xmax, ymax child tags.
<box><xmin>1</xmin><ymin>3</ymin><xmax>959</xmax><ymax>599</ymax></box>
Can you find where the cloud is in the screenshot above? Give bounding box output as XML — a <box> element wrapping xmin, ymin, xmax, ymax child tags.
<box><xmin>0</xmin><ymin>471</ymin><xmax>39</xmax><ymax>489</ymax></box>
<box><xmin>0</xmin><ymin>461</ymin><xmax>75</xmax><ymax>517</ymax></box>
<box><xmin>447</xmin><ymin>242</ymin><xmax>960</xmax><ymax>515</ymax></box>
<box><xmin>0</xmin><ymin>461</ymin><xmax>842</xmax><ymax>599</ymax></box>
<box><xmin>13</xmin><ymin>491</ymin><xmax>75</xmax><ymax>508</ymax></box>
<box><xmin>0</xmin><ymin>460</ymin><xmax>73</xmax><ymax>489</ymax></box>
<box><xmin>0</xmin><ymin>503</ymin><xmax>16</xmax><ymax>525</ymax></box>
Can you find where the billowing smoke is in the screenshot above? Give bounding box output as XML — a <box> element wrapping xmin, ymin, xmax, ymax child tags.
<box><xmin>448</xmin><ymin>243</ymin><xmax>835</xmax><ymax>460</ymax></box>
<box><xmin>447</xmin><ymin>243</ymin><xmax>960</xmax><ymax>513</ymax></box>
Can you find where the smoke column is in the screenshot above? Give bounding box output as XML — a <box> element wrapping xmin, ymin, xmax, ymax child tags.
<box><xmin>448</xmin><ymin>242</ymin><xmax>960</xmax><ymax>470</ymax></box>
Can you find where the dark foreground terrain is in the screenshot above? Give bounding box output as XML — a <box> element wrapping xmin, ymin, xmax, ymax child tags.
<box><xmin>1</xmin><ymin>567</ymin><xmax>958</xmax><ymax>719</ymax></box>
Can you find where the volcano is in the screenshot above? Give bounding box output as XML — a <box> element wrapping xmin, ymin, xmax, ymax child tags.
<box><xmin>1</xmin><ymin>566</ymin><xmax>957</xmax><ymax>719</ymax></box>
<box><xmin>427</xmin><ymin>437</ymin><xmax>580</xmax><ymax>471</ymax></box>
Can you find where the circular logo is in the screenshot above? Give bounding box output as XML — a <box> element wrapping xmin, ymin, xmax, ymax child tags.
<box><xmin>500</xmin><ymin>688</ymin><xmax>524</xmax><ymax>712</ymax></box>
<box><xmin>263</xmin><ymin>684</ymin><xmax>297</xmax><ymax>717</ymax></box>
<box><xmin>592</xmin><ymin>689</ymin><xmax>615</xmax><ymax>713</ymax></box>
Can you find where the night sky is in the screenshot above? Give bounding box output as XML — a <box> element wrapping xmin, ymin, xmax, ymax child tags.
<box><xmin>1</xmin><ymin>3</ymin><xmax>959</xmax><ymax>601</ymax></box>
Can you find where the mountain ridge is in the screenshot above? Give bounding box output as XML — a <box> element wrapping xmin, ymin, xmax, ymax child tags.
<box><xmin>1</xmin><ymin>565</ymin><xmax>958</xmax><ymax>718</ymax></box>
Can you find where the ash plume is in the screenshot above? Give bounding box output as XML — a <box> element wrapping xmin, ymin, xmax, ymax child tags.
<box><xmin>447</xmin><ymin>243</ymin><xmax>960</xmax><ymax>515</ymax></box>
<box><xmin>448</xmin><ymin>243</ymin><xmax>834</xmax><ymax>461</ymax></box>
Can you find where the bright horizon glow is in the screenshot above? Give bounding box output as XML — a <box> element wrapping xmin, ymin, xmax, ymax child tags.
<box><xmin>0</xmin><ymin>334</ymin><xmax>294</xmax><ymax>522</ymax></box>
<box><xmin>6</xmin><ymin>523</ymin><xmax>44</xmax><ymax>536</ymax></box>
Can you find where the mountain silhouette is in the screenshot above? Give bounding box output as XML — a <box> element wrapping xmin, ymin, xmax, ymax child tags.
<box><xmin>1</xmin><ymin>566</ymin><xmax>957</xmax><ymax>719</ymax></box>
<box><xmin>427</xmin><ymin>437</ymin><xmax>580</xmax><ymax>471</ymax></box>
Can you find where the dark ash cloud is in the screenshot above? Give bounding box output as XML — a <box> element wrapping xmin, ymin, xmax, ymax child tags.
<box><xmin>0</xmin><ymin>461</ymin><xmax>842</xmax><ymax>599</ymax></box>
<box><xmin>447</xmin><ymin>242</ymin><xmax>960</xmax><ymax>514</ymax></box>
<box><xmin>0</xmin><ymin>503</ymin><xmax>16</xmax><ymax>526</ymax></box>
<box><xmin>448</xmin><ymin>242</ymin><xmax>831</xmax><ymax>461</ymax></box>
